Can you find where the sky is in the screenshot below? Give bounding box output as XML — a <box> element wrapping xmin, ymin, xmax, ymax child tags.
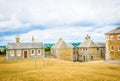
<box><xmin>0</xmin><ymin>0</ymin><xmax>120</xmax><ymax>45</ymax></box>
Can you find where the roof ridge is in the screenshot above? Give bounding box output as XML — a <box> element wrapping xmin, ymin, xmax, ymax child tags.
<box><xmin>105</xmin><ymin>26</ymin><xmax>120</xmax><ymax>34</ymax></box>
<box><xmin>88</xmin><ymin>39</ymin><xmax>91</xmax><ymax>47</ymax></box>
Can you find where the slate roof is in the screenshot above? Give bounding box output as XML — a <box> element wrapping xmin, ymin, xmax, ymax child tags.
<box><xmin>51</xmin><ymin>38</ymin><xmax>62</xmax><ymax>49</ymax></box>
<box><xmin>78</xmin><ymin>34</ymin><xmax>105</xmax><ymax>48</ymax></box>
<box><xmin>78</xmin><ymin>39</ymin><xmax>98</xmax><ymax>48</ymax></box>
<box><xmin>96</xmin><ymin>42</ymin><xmax>105</xmax><ymax>47</ymax></box>
<box><xmin>7</xmin><ymin>42</ymin><xmax>44</xmax><ymax>50</ymax></box>
<box><xmin>51</xmin><ymin>38</ymin><xmax>73</xmax><ymax>49</ymax></box>
<box><xmin>56</xmin><ymin>40</ymin><xmax>73</xmax><ymax>49</ymax></box>
<box><xmin>105</xmin><ymin>27</ymin><xmax>120</xmax><ymax>35</ymax></box>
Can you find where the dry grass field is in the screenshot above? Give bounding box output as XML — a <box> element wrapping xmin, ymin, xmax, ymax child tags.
<box><xmin>0</xmin><ymin>55</ymin><xmax>120</xmax><ymax>81</ymax></box>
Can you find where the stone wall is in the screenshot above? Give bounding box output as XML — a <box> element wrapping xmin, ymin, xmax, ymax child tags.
<box><xmin>106</xmin><ymin>34</ymin><xmax>120</xmax><ymax>60</ymax></box>
<box><xmin>6</xmin><ymin>48</ymin><xmax>44</xmax><ymax>60</ymax></box>
<box><xmin>78</xmin><ymin>47</ymin><xmax>105</xmax><ymax>61</ymax></box>
<box><xmin>58</xmin><ymin>48</ymin><xmax>73</xmax><ymax>61</ymax></box>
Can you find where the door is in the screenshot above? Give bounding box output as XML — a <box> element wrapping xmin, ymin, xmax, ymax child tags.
<box><xmin>91</xmin><ymin>56</ymin><xmax>93</xmax><ymax>61</ymax></box>
<box><xmin>24</xmin><ymin>51</ymin><xmax>27</xmax><ymax>58</ymax></box>
<box><xmin>84</xmin><ymin>56</ymin><xmax>86</xmax><ymax>62</ymax></box>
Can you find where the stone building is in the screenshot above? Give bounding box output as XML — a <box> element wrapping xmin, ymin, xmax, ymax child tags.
<box><xmin>105</xmin><ymin>27</ymin><xmax>120</xmax><ymax>60</ymax></box>
<box><xmin>6</xmin><ymin>36</ymin><xmax>44</xmax><ymax>60</ymax></box>
<box><xmin>51</xmin><ymin>38</ymin><xmax>73</xmax><ymax>61</ymax></box>
<box><xmin>77</xmin><ymin>34</ymin><xmax>105</xmax><ymax>62</ymax></box>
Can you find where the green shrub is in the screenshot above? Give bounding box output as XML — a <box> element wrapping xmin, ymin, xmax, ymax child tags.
<box><xmin>45</xmin><ymin>46</ymin><xmax>51</xmax><ymax>52</ymax></box>
<box><xmin>2</xmin><ymin>49</ymin><xmax>6</xmax><ymax>55</ymax></box>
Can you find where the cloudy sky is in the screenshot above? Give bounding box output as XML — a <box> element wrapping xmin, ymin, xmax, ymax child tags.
<box><xmin>0</xmin><ymin>0</ymin><xmax>120</xmax><ymax>45</ymax></box>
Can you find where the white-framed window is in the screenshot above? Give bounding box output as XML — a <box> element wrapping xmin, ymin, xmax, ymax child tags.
<box><xmin>118</xmin><ymin>46</ymin><xmax>120</xmax><ymax>51</ymax></box>
<box><xmin>118</xmin><ymin>35</ymin><xmax>120</xmax><ymax>40</ymax></box>
<box><xmin>110</xmin><ymin>46</ymin><xmax>114</xmax><ymax>51</ymax></box>
<box><xmin>110</xmin><ymin>35</ymin><xmax>114</xmax><ymax>40</ymax></box>
<box><xmin>37</xmin><ymin>49</ymin><xmax>41</xmax><ymax>55</ymax></box>
<box><xmin>31</xmin><ymin>49</ymin><xmax>35</xmax><ymax>55</ymax></box>
<box><xmin>17</xmin><ymin>50</ymin><xmax>21</xmax><ymax>56</ymax></box>
<box><xmin>10</xmin><ymin>50</ymin><xmax>14</xmax><ymax>56</ymax></box>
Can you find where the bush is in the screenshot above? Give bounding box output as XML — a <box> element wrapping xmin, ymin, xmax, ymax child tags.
<box><xmin>45</xmin><ymin>46</ymin><xmax>51</xmax><ymax>52</ymax></box>
<box><xmin>0</xmin><ymin>50</ymin><xmax>2</xmax><ymax>55</ymax></box>
<box><xmin>2</xmin><ymin>49</ymin><xmax>6</xmax><ymax>55</ymax></box>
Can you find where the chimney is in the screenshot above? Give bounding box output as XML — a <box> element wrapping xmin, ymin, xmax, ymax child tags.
<box><xmin>85</xmin><ymin>34</ymin><xmax>90</xmax><ymax>40</ymax></box>
<box><xmin>58</xmin><ymin>38</ymin><xmax>63</xmax><ymax>41</ymax></box>
<box><xmin>32</xmin><ymin>36</ymin><xmax>34</xmax><ymax>42</ymax></box>
<box><xmin>16</xmin><ymin>37</ymin><xmax>20</xmax><ymax>43</ymax></box>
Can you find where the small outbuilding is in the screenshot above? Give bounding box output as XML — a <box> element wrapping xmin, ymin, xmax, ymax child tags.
<box><xmin>51</xmin><ymin>38</ymin><xmax>73</xmax><ymax>61</ymax></box>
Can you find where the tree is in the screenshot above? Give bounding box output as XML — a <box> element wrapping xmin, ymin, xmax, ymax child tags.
<box><xmin>45</xmin><ymin>46</ymin><xmax>51</xmax><ymax>56</ymax></box>
<box><xmin>2</xmin><ymin>49</ymin><xmax>6</xmax><ymax>55</ymax></box>
<box><xmin>45</xmin><ymin>46</ymin><xmax>51</xmax><ymax>52</ymax></box>
<box><xmin>0</xmin><ymin>50</ymin><xmax>2</xmax><ymax>55</ymax></box>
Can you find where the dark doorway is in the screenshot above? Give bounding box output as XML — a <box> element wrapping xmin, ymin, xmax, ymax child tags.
<box><xmin>77</xmin><ymin>54</ymin><xmax>79</xmax><ymax>61</ymax></box>
<box><xmin>91</xmin><ymin>56</ymin><xmax>93</xmax><ymax>60</ymax></box>
<box><xmin>84</xmin><ymin>56</ymin><xmax>85</xmax><ymax>62</ymax></box>
<box><xmin>24</xmin><ymin>51</ymin><xmax>27</xmax><ymax>58</ymax></box>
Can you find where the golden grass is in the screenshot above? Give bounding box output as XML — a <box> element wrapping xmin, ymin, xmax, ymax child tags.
<box><xmin>0</xmin><ymin>55</ymin><xmax>120</xmax><ymax>81</ymax></box>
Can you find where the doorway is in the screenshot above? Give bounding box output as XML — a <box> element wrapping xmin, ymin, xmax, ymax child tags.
<box><xmin>91</xmin><ymin>56</ymin><xmax>93</xmax><ymax>60</ymax></box>
<box><xmin>24</xmin><ymin>51</ymin><xmax>27</xmax><ymax>58</ymax></box>
<box><xmin>84</xmin><ymin>56</ymin><xmax>85</xmax><ymax>62</ymax></box>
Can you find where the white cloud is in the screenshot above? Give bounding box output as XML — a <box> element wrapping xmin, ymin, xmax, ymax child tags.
<box><xmin>1</xmin><ymin>25</ymin><xmax>115</xmax><ymax>46</ymax></box>
<box><xmin>0</xmin><ymin>0</ymin><xmax>120</xmax><ymax>45</ymax></box>
<box><xmin>0</xmin><ymin>0</ymin><xmax>120</xmax><ymax>28</ymax></box>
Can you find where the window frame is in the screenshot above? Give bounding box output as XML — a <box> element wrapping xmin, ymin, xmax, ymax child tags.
<box><xmin>17</xmin><ymin>50</ymin><xmax>21</xmax><ymax>56</ymax></box>
<box><xmin>10</xmin><ymin>50</ymin><xmax>14</xmax><ymax>56</ymax></box>
<box><xmin>31</xmin><ymin>49</ymin><xmax>35</xmax><ymax>55</ymax></box>
<box><xmin>37</xmin><ymin>49</ymin><xmax>41</xmax><ymax>55</ymax></box>
<box><xmin>118</xmin><ymin>35</ymin><xmax>120</xmax><ymax>40</ymax></box>
<box><xmin>110</xmin><ymin>35</ymin><xmax>114</xmax><ymax>40</ymax></box>
<box><xmin>110</xmin><ymin>46</ymin><xmax>114</xmax><ymax>51</ymax></box>
<box><xmin>118</xmin><ymin>46</ymin><xmax>120</xmax><ymax>51</ymax></box>
<box><xmin>96</xmin><ymin>48</ymin><xmax>99</xmax><ymax>51</ymax></box>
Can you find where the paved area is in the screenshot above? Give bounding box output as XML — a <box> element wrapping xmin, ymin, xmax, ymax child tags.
<box><xmin>90</xmin><ymin>60</ymin><xmax>120</xmax><ymax>65</ymax></box>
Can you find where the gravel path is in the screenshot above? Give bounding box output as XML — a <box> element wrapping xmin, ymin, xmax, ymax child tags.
<box><xmin>89</xmin><ymin>60</ymin><xmax>120</xmax><ymax>65</ymax></box>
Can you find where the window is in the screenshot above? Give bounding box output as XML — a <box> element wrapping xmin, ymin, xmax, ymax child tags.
<box><xmin>38</xmin><ymin>50</ymin><xmax>41</xmax><ymax>55</ymax></box>
<box><xmin>81</xmin><ymin>48</ymin><xmax>83</xmax><ymax>50</ymax></box>
<box><xmin>118</xmin><ymin>35</ymin><xmax>120</xmax><ymax>40</ymax></box>
<box><xmin>79</xmin><ymin>48</ymin><xmax>81</xmax><ymax>50</ymax></box>
<box><xmin>31</xmin><ymin>50</ymin><xmax>35</xmax><ymax>55</ymax></box>
<box><xmin>10</xmin><ymin>50</ymin><xmax>14</xmax><ymax>56</ymax></box>
<box><xmin>80</xmin><ymin>48</ymin><xmax>83</xmax><ymax>51</ymax></box>
<box><xmin>17</xmin><ymin>50</ymin><xmax>21</xmax><ymax>56</ymax></box>
<box><xmin>96</xmin><ymin>48</ymin><xmax>99</xmax><ymax>51</ymax></box>
<box><xmin>110</xmin><ymin>46</ymin><xmax>114</xmax><ymax>51</ymax></box>
<box><xmin>118</xmin><ymin>46</ymin><xmax>120</xmax><ymax>51</ymax></box>
<box><xmin>83</xmin><ymin>48</ymin><xmax>85</xmax><ymax>51</ymax></box>
<box><xmin>110</xmin><ymin>35</ymin><xmax>114</xmax><ymax>40</ymax></box>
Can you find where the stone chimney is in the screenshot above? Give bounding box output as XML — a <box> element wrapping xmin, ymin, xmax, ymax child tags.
<box><xmin>58</xmin><ymin>38</ymin><xmax>63</xmax><ymax>42</ymax></box>
<box><xmin>32</xmin><ymin>36</ymin><xmax>34</xmax><ymax>42</ymax></box>
<box><xmin>16</xmin><ymin>37</ymin><xmax>20</xmax><ymax>43</ymax></box>
<box><xmin>85</xmin><ymin>34</ymin><xmax>90</xmax><ymax>40</ymax></box>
